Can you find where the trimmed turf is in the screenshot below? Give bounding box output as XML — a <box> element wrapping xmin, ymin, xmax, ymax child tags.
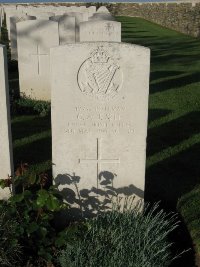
<box><xmin>177</xmin><ymin>185</ymin><xmax>200</xmax><ymax>255</ymax></box>
<box><xmin>115</xmin><ymin>16</ymin><xmax>200</xmax><ymax>209</ymax></box>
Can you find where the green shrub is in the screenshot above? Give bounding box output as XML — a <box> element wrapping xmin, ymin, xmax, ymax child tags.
<box><xmin>58</xmin><ymin>203</ymin><xmax>180</xmax><ymax>267</ymax></box>
<box><xmin>0</xmin><ymin>165</ymin><xmax>69</xmax><ymax>266</ymax></box>
<box><xmin>0</xmin><ymin>206</ymin><xmax>22</xmax><ymax>267</ymax></box>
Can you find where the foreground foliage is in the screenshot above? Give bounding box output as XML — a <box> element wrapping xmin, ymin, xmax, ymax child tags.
<box><xmin>58</xmin><ymin>203</ymin><xmax>180</xmax><ymax>267</ymax></box>
<box><xmin>0</xmin><ymin>164</ymin><xmax>69</xmax><ymax>266</ymax></box>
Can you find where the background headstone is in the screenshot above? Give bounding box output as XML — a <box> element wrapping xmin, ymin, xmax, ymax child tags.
<box><xmin>0</xmin><ymin>45</ymin><xmax>14</xmax><ymax>199</ymax></box>
<box><xmin>50</xmin><ymin>15</ymin><xmax>75</xmax><ymax>45</ymax></box>
<box><xmin>6</xmin><ymin>10</ymin><xmax>24</xmax><ymax>39</ymax></box>
<box><xmin>51</xmin><ymin>42</ymin><xmax>150</xmax><ymax>218</ymax></box>
<box><xmin>90</xmin><ymin>6</ymin><xmax>114</xmax><ymax>21</ymax></box>
<box><xmin>17</xmin><ymin>20</ymin><xmax>59</xmax><ymax>100</ymax></box>
<box><xmin>80</xmin><ymin>20</ymin><xmax>121</xmax><ymax>42</ymax></box>
<box><xmin>10</xmin><ymin>15</ymin><xmax>36</xmax><ymax>60</ymax></box>
<box><xmin>64</xmin><ymin>12</ymin><xmax>88</xmax><ymax>42</ymax></box>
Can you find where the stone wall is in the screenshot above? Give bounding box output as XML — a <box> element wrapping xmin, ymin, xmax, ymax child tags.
<box><xmin>107</xmin><ymin>2</ymin><xmax>200</xmax><ymax>37</ymax></box>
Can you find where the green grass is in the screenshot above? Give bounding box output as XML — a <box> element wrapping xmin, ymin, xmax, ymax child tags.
<box><xmin>8</xmin><ymin>15</ymin><xmax>200</xmax><ymax>266</ymax></box>
<box><xmin>115</xmin><ymin>16</ymin><xmax>200</xmax><ymax>210</ymax></box>
<box><xmin>177</xmin><ymin>186</ymin><xmax>200</xmax><ymax>254</ymax></box>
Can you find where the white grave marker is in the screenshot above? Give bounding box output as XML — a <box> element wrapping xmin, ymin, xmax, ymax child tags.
<box><xmin>51</xmin><ymin>42</ymin><xmax>150</xmax><ymax>216</ymax></box>
<box><xmin>17</xmin><ymin>20</ymin><xmax>59</xmax><ymax>100</ymax></box>
<box><xmin>10</xmin><ymin>15</ymin><xmax>36</xmax><ymax>60</ymax></box>
<box><xmin>64</xmin><ymin>12</ymin><xmax>88</xmax><ymax>42</ymax></box>
<box><xmin>0</xmin><ymin>45</ymin><xmax>14</xmax><ymax>199</ymax></box>
<box><xmin>80</xmin><ymin>20</ymin><xmax>121</xmax><ymax>42</ymax></box>
<box><xmin>50</xmin><ymin>15</ymin><xmax>75</xmax><ymax>44</ymax></box>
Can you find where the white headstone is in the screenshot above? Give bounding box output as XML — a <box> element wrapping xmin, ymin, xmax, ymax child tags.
<box><xmin>50</xmin><ymin>15</ymin><xmax>75</xmax><ymax>45</ymax></box>
<box><xmin>80</xmin><ymin>20</ymin><xmax>121</xmax><ymax>42</ymax></box>
<box><xmin>97</xmin><ymin>6</ymin><xmax>110</xmax><ymax>13</ymax></box>
<box><xmin>64</xmin><ymin>12</ymin><xmax>88</xmax><ymax>42</ymax></box>
<box><xmin>51</xmin><ymin>42</ymin><xmax>150</xmax><ymax>217</ymax></box>
<box><xmin>0</xmin><ymin>45</ymin><xmax>14</xmax><ymax>199</ymax></box>
<box><xmin>6</xmin><ymin>10</ymin><xmax>24</xmax><ymax>39</ymax></box>
<box><xmin>10</xmin><ymin>15</ymin><xmax>36</xmax><ymax>60</ymax></box>
<box><xmin>87</xmin><ymin>6</ymin><xmax>96</xmax><ymax>17</ymax></box>
<box><xmin>17</xmin><ymin>20</ymin><xmax>59</xmax><ymax>100</ymax></box>
<box><xmin>90</xmin><ymin>6</ymin><xmax>114</xmax><ymax>22</ymax></box>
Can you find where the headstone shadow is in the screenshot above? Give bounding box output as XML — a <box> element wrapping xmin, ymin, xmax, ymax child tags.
<box><xmin>54</xmin><ymin>171</ymin><xmax>143</xmax><ymax>227</ymax></box>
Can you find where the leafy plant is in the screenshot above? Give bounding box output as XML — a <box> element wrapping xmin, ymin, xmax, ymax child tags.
<box><xmin>0</xmin><ymin>163</ymin><xmax>68</xmax><ymax>266</ymax></box>
<box><xmin>58</xmin><ymin>202</ymin><xmax>181</xmax><ymax>267</ymax></box>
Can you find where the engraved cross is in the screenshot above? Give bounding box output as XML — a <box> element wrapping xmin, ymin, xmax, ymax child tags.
<box><xmin>79</xmin><ymin>138</ymin><xmax>120</xmax><ymax>180</ymax></box>
<box><xmin>105</xmin><ymin>23</ymin><xmax>113</xmax><ymax>34</ymax></box>
<box><xmin>30</xmin><ymin>45</ymin><xmax>48</xmax><ymax>75</ymax></box>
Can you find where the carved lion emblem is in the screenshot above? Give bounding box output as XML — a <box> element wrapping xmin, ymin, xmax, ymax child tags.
<box><xmin>77</xmin><ymin>47</ymin><xmax>123</xmax><ymax>100</ymax></box>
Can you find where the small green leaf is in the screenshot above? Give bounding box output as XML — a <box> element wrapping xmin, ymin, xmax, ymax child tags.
<box><xmin>39</xmin><ymin>226</ymin><xmax>48</xmax><ymax>238</ymax></box>
<box><xmin>36</xmin><ymin>189</ymin><xmax>49</xmax><ymax>207</ymax></box>
<box><xmin>46</xmin><ymin>195</ymin><xmax>60</xmax><ymax>211</ymax></box>
<box><xmin>11</xmin><ymin>193</ymin><xmax>24</xmax><ymax>203</ymax></box>
<box><xmin>27</xmin><ymin>222</ymin><xmax>39</xmax><ymax>234</ymax></box>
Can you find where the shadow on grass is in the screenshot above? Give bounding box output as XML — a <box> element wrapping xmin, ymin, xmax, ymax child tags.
<box><xmin>150</xmin><ymin>70</ymin><xmax>185</xmax><ymax>82</ymax></box>
<box><xmin>147</xmin><ymin>111</ymin><xmax>200</xmax><ymax>156</ymax></box>
<box><xmin>145</xmin><ymin>141</ymin><xmax>200</xmax><ymax>267</ymax></box>
<box><xmin>11</xmin><ymin>115</ymin><xmax>51</xmax><ymax>141</ymax></box>
<box><xmin>145</xmin><ymin>142</ymin><xmax>200</xmax><ymax>209</ymax></box>
<box><xmin>148</xmin><ymin>108</ymin><xmax>171</xmax><ymax>123</ymax></box>
<box><xmin>13</xmin><ymin>135</ymin><xmax>51</xmax><ymax>167</ymax></box>
<box><xmin>150</xmin><ymin>72</ymin><xmax>200</xmax><ymax>93</ymax></box>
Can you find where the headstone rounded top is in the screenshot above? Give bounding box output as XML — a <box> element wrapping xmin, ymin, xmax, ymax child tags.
<box><xmin>97</xmin><ymin>6</ymin><xmax>110</xmax><ymax>13</ymax></box>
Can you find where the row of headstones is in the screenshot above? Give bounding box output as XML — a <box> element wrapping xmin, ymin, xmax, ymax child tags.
<box><xmin>8</xmin><ymin>6</ymin><xmax>120</xmax><ymax>101</ymax></box>
<box><xmin>4</xmin><ymin>5</ymin><xmax>113</xmax><ymax>51</ymax></box>
<box><xmin>0</xmin><ymin>40</ymin><xmax>150</xmax><ymax>216</ymax></box>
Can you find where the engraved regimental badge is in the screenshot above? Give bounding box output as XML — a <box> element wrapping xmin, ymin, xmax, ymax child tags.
<box><xmin>77</xmin><ymin>47</ymin><xmax>123</xmax><ymax>100</ymax></box>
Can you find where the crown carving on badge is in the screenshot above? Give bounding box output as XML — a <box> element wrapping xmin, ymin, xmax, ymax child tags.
<box><xmin>90</xmin><ymin>47</ymin><xmax>110</xmax><ymax>63</ymax></box>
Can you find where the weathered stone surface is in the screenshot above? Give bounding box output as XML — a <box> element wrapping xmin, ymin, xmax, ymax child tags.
<box><xmin>17</xmin><ymin>20</ymin><xmax>59</xmax><ymax>100</ymax></box>
<box><xmin>6</xmin><ymin>10</ymin><xmax>24</xmax><ymax>39</ymax></box>
<box><xmin>64</xmin><ymin>12</ymin><xmax>88</xmax><ymax>42</ymax></box>
<box><xmin>89</xmin><ymin>12</ymin><xmax>115</xmax><ymax>21</ymax></box>
<box><xmin>0</xmin><ymin>45</ymin><xmax>14</xmax><ymax>199</ymax></box>
<box><xmin>50</xmin><ymin>15</ymin><xmax>75</xmax><ymax>44</ymax></box>
<box><xmin>10</xmin><ymin>15</ymin><xmax>36</xmax><ymax>60</ymax></box>
<box><xmin>80</xmin><ymin>20</ymin><xmax>121</xmax><ymax>42</ymax></box>
<box><xmin>97</xmin><ymin>6</ymin><xmax>110</xmax><ymax>13</ymax></box>
<box><xmin>51</xmin><ymin>42</ymin><xmax>150</xmax><ymax>218</ymax></box>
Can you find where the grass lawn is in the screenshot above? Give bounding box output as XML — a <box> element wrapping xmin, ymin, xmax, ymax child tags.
<box><xmin>8</xmin><ymin>16</ymin><xmax>200</xmax><ymax>266</ymax></box>
<box><xmin>115</xmin><ymin>16</ymin><xmax>200</xmax><ymax>209</ymax></box>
